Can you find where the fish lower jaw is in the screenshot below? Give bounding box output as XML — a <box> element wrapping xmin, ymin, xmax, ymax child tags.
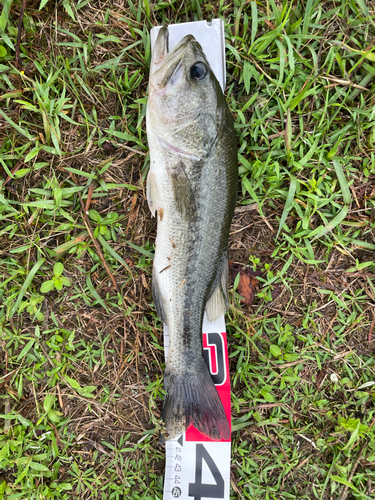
<box><xmin>149</xmin><ymin>83</ymin><xmax>168</xmax><ymax>96</ymax></box>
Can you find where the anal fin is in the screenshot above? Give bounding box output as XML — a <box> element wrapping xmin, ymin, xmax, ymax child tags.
<box><xmin>152</xmin><ymin>267</ymin><xmax>167</xmax><ymax>324</ymax></box>
<box><xmin>205</xmin><ymin>253</ymin><xmax>229</xmax><ymax>322</ymax></box>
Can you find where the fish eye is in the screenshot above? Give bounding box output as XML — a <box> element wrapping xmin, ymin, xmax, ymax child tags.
<box><xmin>190</xmin><ymin>62</ymin><xmax>207</xmax><ymax>81</ymax></box>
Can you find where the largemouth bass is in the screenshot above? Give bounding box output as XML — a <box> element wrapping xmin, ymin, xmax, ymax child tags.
<box><xmin>146</xmin><ymin>27</ymin><xmax>238</xmax><ymax>440</ymax></box>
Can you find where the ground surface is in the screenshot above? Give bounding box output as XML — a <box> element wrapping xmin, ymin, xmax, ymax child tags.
<box><xmin>1</xmin><ymin>1</ymin><xmax>375</xmax><ymax>499</ymax></box>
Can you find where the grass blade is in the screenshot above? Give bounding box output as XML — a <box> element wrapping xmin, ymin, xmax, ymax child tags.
<box><xmin>351</xmin><ymin>239</ymin><xmax>375</xmax><ymax>250</ymax></box>
<box><xmin>54</xmin><ymin>231</ymin><xmax>88</xmax><ymax>256</ymax></box>
<box><xmin>86</xmin><ymin>274</ymin><xmax>109</xmax><ymax>313</ymax></box>
<box><xmin>0</xmin><ymin>109</ymin><xmax>33</xmax><ymax>140</ymax></box>
<box><xmin>97</xmin><ymin>235</ymin><xmax>132</xmax><ymax>274</ymax></box>
<box><xmin>276</xmin><ymin>176</ymin><xmax>297</xmax><ymax>238</ymax></box>
<box><xmin>9</xmin><ymin>258</ymin><xmax>45</xmax><ymax>318</ymax></box>
<box><xmin>333</xmin><ymin>159</ymin><xmax>352</xmax><ymax>205</ymax></box>
<box><xmin>311</xmin><ymin>205</ymin><xmax>349</xmax><ymax>241</ymax></box>
<box><xmin>250</xmin><ymin>0</ymin><xmax>258</xmax><ymax>45</ymax></box>
<box><xmin>125</xmin><ymin>240</ymin><xmax>154</xmax><ymax>259</ymax></box>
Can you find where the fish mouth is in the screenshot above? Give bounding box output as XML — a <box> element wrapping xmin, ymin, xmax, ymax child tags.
<box><xmin>151</xmin><ymin>28</ymin><xmax>197</xmax><ymax>92</ymax></box>
<box><xmin>152</xmin><ymin>26</ymin><xmax>169</xmax><ymax>65</ymax></box>
<box><xmin>153</xmin><ymin>27</ymin><xmax>195</xmax><ymax>66</ymax></box>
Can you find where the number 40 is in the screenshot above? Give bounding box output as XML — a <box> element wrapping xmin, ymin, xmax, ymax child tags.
<box><xmin>188</xmin><ymin>444</ymin><xmax>225</xmax><ymax>499</ymax></box>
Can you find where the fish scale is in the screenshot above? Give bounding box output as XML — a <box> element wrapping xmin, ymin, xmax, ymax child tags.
<box><xmin>147</xmin><ymin>27</ymin><xmax>238</xmax><ymax>440</ymax></box>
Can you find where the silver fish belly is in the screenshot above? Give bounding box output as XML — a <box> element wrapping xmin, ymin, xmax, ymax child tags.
<box><xmin>146</xmin><ymin>27</ymin><xmax>238</xmax><ymax>440</ymax></box>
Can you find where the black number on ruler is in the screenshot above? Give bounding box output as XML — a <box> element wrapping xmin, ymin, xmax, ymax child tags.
<box><xmin>188</xmin><ymin>444</ymin><xmax>224</xmax><ymax>499</ymax></box>
<box><xmin>203</xmin><ymin>333</ymin><xmax>226</xmax><ymax>385</ymax></box>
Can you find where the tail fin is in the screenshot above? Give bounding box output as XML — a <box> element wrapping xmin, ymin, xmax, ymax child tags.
<box><xmin>161</xmin><ymin>362</ymin><xmax>230</xmax><ymax>441</ymax></box>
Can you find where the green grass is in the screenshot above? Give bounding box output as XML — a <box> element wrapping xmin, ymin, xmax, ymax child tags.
<box><xmin>0</xmin><ymin>0</ymin><xmax>375</xmax><ymax>499</ymax></box>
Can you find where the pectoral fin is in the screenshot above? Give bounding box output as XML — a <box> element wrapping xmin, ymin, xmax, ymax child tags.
<box><xmin>205</xmin><ymin>254</ymin><xmax>229</xmax><ymax>322</ymax></box>
<box><xmin>170</xmin><ymin>162</ymin><xmax>197</xmax><ymax>221</ymax></box>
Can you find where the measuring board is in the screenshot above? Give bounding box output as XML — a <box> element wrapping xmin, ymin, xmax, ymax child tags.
<box><xmin>150</xmin><ymin>19</ymin><xmax>232</xmax><ymax>500</ymax></box>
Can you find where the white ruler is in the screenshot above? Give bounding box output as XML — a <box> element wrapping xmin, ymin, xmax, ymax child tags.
<box><xmin>163</xmin><ymin>315</ymin><xmax>231</xmax><ymax>500</ymax></box>
<box><xmin>150</xmin><ymin>19</ymin><xmax>226</xmax><ymax>89</ymax></box>
<box><xmin>150</xmin><ymin>20</ymin><xmax>232</xmax><ymax>500</ymax></box>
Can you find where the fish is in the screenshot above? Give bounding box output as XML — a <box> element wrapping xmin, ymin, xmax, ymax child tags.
<box><xmin>146</xmin><ymin>27</ymin><xmax>238</xmax><ymax>440</ymax></box>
